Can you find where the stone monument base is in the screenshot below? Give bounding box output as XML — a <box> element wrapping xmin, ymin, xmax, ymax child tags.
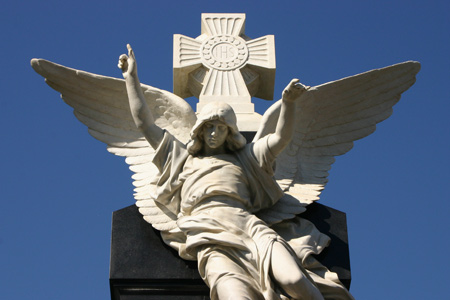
<box><xmin>110</xmin><ymin>203</ymin><xmax>351</xmax><ymax>299</ymax></box>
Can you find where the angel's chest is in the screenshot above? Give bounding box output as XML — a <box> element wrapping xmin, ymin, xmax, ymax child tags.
<box><xmin>181</xmin><ymin>154</ymin><xmax>246</xmax><ymax>181</ymax></box>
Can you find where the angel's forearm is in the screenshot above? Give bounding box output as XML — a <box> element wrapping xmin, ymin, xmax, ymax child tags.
<box><xmin>125</xmin><ymin>75</ymin><xmax>153</xmax><ymax>128</ymax></box>
<box><xmin>268</xmin><ymin>100</ymin><xmax>296</xmax><ymax>156</ymax></box>
<box><xmin>125</xmin><ymin>76</ymin><xmax>164</xmax><ymax>148</ymax></box>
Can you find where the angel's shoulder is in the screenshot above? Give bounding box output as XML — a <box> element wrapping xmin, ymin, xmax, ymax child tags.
<box><xmin>237</xmin><ymin>134</ymin><xmax>277</xmax><ymax>176</ymax></box>
<box><xmin>153</xmin><ymin>131</ymin><xmax>188</xmax><ymax>169</ymax></box>
<box><xmin>252</xmin><ymin>134</ymin><xmax>276</xmax><ymax>159</ymax></box>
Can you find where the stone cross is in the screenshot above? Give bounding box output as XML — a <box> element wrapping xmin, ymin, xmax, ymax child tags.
<box><xmin>173</xmin><ymin>13</ymin><xmax>276</xmax><ymax>131</ymax></box>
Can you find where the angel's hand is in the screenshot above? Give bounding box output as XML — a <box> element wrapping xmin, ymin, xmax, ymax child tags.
<box><xmin>118</xmin><ymin>44</ymin><xmax>137</xmax><ymax>79</ymax></box>
<box><xmin>282</xmin><ymin>79</ymin><xmax>309</xmax><ymax>103</ymax></box>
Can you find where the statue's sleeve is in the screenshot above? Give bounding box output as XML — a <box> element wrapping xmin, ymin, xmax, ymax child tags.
<box><xmin>239</xmin><ymin>134</ymin><xmax>283</xmax><ymax>212</ymax></box>
<box><xmin>151</xmin><ymin>131</ymin><xmax>189</xmax><ymax>215</ymax></box>
<box><xmin>153</xmin><ymin>131</ymin><xmax>178</xmax><ymax>172</ymax></box>
<box><xmin>250</xmin><ymin>134</ymin><xmax>277</xmax><ymax>176</ymax></box>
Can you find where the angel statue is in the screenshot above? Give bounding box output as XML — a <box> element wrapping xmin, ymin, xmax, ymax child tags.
<box><xmin>31</xmin><ymin>42</ymin><xmax>420</xmax><ymax>299</ymax></box>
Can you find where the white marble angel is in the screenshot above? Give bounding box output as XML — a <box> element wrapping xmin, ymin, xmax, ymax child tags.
<box><xmin>31</xmin><ymin>44</ymin><xmax>420</xmax><ymax>300</ymax></box>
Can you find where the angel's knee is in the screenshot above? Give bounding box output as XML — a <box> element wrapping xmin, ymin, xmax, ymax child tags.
<box><xmin>270</xmin><ymin>242</ymin><xmax>324</xmax><ymax>300</ymax></box>
<box><xmin>215</xmin><ymin>277</ymin><xmax>261</xmax><ymax>300</ymax></box>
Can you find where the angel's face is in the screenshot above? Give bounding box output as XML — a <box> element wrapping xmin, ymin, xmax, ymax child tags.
<box><xmin>202</xmin><ymin>120</ymin><xmax>229</xmax><ymax>150</ymax></box>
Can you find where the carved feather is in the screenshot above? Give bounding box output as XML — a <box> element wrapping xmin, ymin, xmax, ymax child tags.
<box><xmin>31</xmin><ymin>59</ymin><xmax>196</xmax><ymax>231</ymax></box>
<box><xmin>256</xmin><ymin>61</ymin><xmax>420</xmax><ymax>225</ymax></box>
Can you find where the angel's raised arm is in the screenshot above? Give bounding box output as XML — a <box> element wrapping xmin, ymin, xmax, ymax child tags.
<box><xmin>118</xmin><ymin>44</ymin><xmax>164</xmax><ymax>149</ymax></box>
<box><xmin>267</xmin><ymin>79</ymin><xmax>308</xmax><ymax>156</ymax></box>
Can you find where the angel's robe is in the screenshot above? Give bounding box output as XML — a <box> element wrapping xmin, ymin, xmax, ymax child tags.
<box><xmin>152</xmin><ymin>131</ymin><xmax>284</xmax><ymax>217</ymax></box>
<box><xmin>151</xmin><ymin>131</ymin><xmax>354</xmax><ymax>300</ymax></box>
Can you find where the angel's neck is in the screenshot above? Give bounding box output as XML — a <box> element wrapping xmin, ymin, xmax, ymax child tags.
<box><xmin>203</xmin><ymin>148</ymin><xmax>227</xmax><ymax>156</ymax></box>
<box><xmin>202</xmin><ymin>143</ymin><xmax>228</xmax><ymax>156</ymax></box>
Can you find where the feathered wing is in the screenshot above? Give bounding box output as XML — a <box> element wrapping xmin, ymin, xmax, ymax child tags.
<box><xmin>256</xmin><ymin>61</ymin><xmax>421</xmax><ymax>225</ymax></box>
<box><xmin>31</xmin><ymin>59</ymin><xmax>196</xmax><ymax>232</ymax></box>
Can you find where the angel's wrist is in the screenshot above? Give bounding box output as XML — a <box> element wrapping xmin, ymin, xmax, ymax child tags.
<box><xmin>125</xmin><ymin>75</ymin><xmax>140</xmax><ymax>86</ymax></box>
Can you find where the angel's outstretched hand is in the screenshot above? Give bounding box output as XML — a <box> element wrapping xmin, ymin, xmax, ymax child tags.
<box><xmin>282</xmin><ymin>79</ymin><xmax>309</xmax><ymax>103</ymax></box>
<box><xmin>118</xmin><ymin>44</ymin><xmax>137</xmax><ymax>79</ymax></box>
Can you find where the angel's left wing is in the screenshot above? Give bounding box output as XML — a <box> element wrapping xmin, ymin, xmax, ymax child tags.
<box><xmin>31</xmin><ymin>59</ymin><xmax>196</xmax><ymax>232</ymax></box>
<box><xmin>256</xmin><ymin>61</ymin><xmax>420</xmax><ymax>225</ymax></box>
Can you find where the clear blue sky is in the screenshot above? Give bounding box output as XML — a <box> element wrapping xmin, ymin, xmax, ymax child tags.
<box><xmin>1</xmin><ymin>1</ymin><xmax>449</xmax><ymax>299</ymax></box>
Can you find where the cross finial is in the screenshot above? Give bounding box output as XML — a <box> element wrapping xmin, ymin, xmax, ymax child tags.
<box><xmin>173</xmin><ymin>13</ymin><xmax>276</xmax><ymax>131</ymax></box>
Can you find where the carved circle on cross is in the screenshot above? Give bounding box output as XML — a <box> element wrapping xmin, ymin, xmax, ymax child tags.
<box><xmin>201</xmin><ymin>35</ymin><xmax>249</xmax><ymax>71</ymax></box>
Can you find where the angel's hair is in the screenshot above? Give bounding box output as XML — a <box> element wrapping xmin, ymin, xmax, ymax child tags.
<box><xmin>187</xmin><ymin>119</ymin><xmax>246</xmax><ymax>156</ymax></box>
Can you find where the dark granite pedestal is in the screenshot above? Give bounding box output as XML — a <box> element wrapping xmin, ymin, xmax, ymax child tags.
<box><xmin>110</xmin><ymin>203</ymin><xmax>351</xmax><ymax>299</ymax></box>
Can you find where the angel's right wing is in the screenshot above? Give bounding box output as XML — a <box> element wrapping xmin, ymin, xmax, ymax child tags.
<box><xmin>256</xmin><ymin>61</ymin><xmax>420</xmax><ymax>225</ymax></box>
<box><xmin>31</xmin><ymin>59</ymin><xmax>196</xmax><ymax>232</ymax></box>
